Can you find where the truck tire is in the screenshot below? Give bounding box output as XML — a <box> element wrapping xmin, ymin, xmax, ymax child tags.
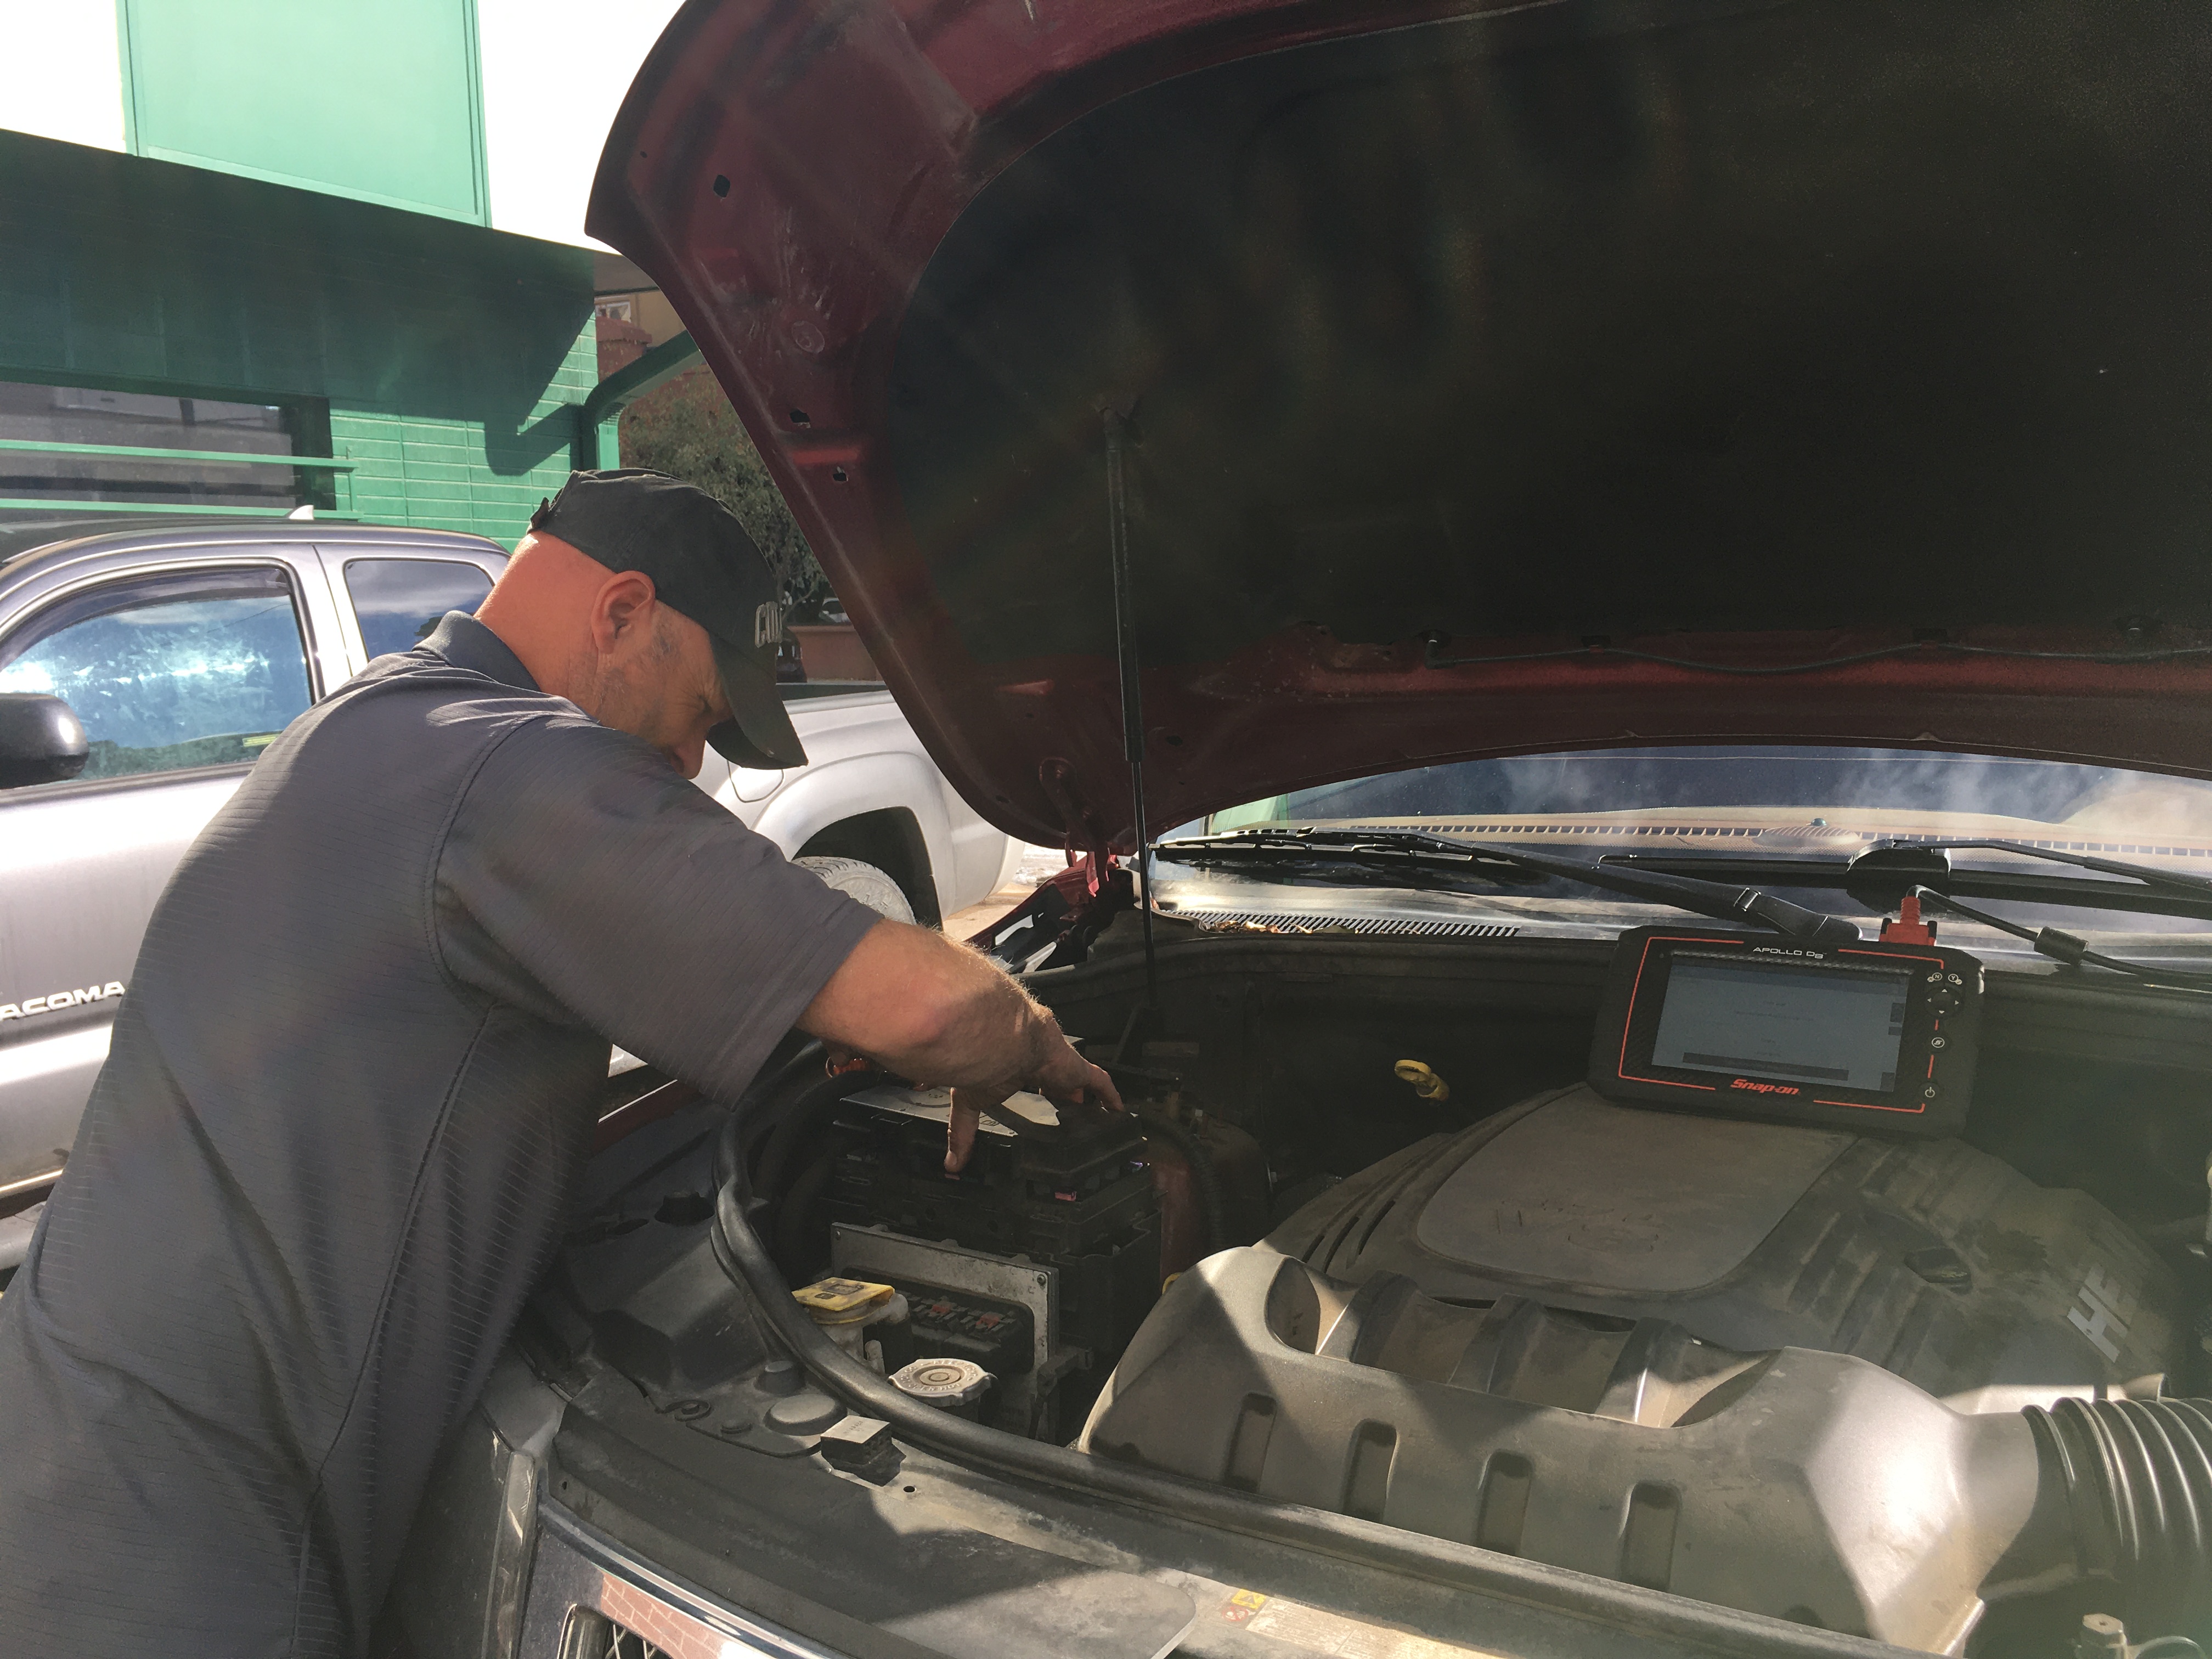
<box><xmin>795</xmin><ymin>855</ymin><xmax>916</xmax><ymax>924</ymax></box>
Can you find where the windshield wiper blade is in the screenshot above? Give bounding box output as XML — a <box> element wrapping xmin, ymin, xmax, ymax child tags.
<box><xmin>1594</xmin><ymin>849</ymin><xmax>2212</xmax><ymax>923</ymax></box>
<box><xmin>1879</xmin><ymin>838</ymin><xmax>2212</xmax><ymax>899</ymax></box>
<box><xmin>1161</xmin><ymin>829</ymin><xmax>1542</xmax><ymax>883</ymax></box>
<box><xmin>1161</xmin><ymin>829</ymin><xmax>1860</xmax><ymax>946</ymax></box>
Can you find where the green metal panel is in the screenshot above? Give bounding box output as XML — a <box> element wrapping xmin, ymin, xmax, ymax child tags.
<box><xmin>118</xmin><ymin>0</ymin><xmax>489</xmax><ymax>224</ymax></box>
<box><xmin>0</xmin><ymin>129</ymin><xmax>591</xmax><ymax>546</ymax></box>
<box><xmin>0</xmin><ymin>439</ymin><xmax>352</xmax><ymax>471</ymax></box>
<box><xmin>0</xmin><ymin>497</ymin><xmax>330</xmax><ymax>518</ymax></box>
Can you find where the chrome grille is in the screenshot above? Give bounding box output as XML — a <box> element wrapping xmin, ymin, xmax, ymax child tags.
<box><xmin>561</xmin><ymin>1611</ymin><xmax>665</xmax><ymax>1659</ymax></box>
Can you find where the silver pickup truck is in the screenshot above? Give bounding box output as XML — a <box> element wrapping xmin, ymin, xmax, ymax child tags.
<box><xmin>0</xmin><ymin>517</ymin><xmax>1017</xmax><ymax>1258</ymax></box>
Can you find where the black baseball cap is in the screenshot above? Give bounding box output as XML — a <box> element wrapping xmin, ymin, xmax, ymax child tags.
<box><xmin>528</xmin><ymin>469</ymin><xmax>806</xmax><ymax>769</ymax></box>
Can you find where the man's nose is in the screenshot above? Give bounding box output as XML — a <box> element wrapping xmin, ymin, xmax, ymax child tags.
<box><xmin>665</xmin><ymin>737</ymin><xmax>707</xmax><ymax>778</ymax></box>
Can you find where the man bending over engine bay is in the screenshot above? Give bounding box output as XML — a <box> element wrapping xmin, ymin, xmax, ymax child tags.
<box><xmin>0</xmin><ymin>469</ymin><xmax>1118</xmax><ymax>1659</ymax></box>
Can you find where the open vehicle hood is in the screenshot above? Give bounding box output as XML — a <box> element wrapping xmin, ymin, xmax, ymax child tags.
<box><xmin>592</xmin><ymin>0</ymin><xmax>2212</xmax><ymax>853</ymax></box>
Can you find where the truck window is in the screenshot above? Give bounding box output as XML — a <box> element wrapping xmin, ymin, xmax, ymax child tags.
<box><xmin>0</xmin><ymin>568</ymin><xmax>314</xmax><ymax>782</ymax></box>
<box><xmin>342</xmin><ymin>558</ymin><xmax>493</xmax><ymax>659</ymax></box>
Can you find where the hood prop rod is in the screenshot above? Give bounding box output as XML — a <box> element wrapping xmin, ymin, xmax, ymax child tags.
<box><xmin>1104</xmin><ymin>407</ymin><xmax>1160</xmax><ymax>1051</ymax></box>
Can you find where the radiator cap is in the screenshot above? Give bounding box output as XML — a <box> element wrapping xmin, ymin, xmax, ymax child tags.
<box><xmin>891</xmin><ymin>1357</ymin><xmax>991</xmax><ymax>1408</ymax></box>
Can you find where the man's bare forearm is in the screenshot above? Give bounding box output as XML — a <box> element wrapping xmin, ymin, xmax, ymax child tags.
<box><xmin>802</xmin><ymin>920</ymin><xmax>1077</xmax><ymax>1090</ymax></box>
<box><xmin>798</xmin><ymin>919</ymin><xmax>1122</xmax><ymax>1170</ymax></box>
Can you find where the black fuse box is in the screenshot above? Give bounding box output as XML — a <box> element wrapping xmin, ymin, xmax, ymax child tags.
<box><xmin>898</xmin><ymin>1283</ymin><xmax>1034</xmax><ymax>1376</ymax></box>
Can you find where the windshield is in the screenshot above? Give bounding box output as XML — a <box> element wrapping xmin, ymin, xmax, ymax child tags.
<box><xmin>1152</xmin><ymin>747</ymin><xmax>2212</xmax><ymax>961</ymax></box>
<box><xmin>1176</xmin><ymin>747</ymin><xmax>2212</xmax><ymax>855</ymax></box>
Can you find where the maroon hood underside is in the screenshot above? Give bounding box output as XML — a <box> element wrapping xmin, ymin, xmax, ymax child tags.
<box><xmin>592</xmin><ymin>0</ymin><xmax>2212</xmax><ymax>852</ymax></box>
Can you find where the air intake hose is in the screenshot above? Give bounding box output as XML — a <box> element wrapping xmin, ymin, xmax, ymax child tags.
<box><xmin>1140</xmin><ymin>1110</ymin><xmax>1228</xmax><ymax>1259</ymax></box>
<box><xmin>2023</xmin><ymin>1397</ymin><xmax>2212</xmax><ymax>1635</ymax></box>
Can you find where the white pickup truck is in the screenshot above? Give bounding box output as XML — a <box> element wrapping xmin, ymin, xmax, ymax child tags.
<box><xmin>0</xmin><ymin>516</ymin><xmax>1018</xmax><ymax>1256</ymax></box>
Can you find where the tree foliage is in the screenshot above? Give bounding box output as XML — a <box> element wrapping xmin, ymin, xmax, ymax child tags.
<box><xmin>618</xmin><ymin>369</ymin><xmax>838</xmax><ymax>622</ymax></box>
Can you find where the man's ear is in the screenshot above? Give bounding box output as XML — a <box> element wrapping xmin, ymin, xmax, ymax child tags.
<box><xmin>588</xmin><ymin>572</ymin><xmax>657</xmax><ymax>653</ymax></box>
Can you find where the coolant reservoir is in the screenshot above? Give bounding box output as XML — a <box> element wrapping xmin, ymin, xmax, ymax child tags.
<box><xmin>793</xmin><ymin>1277</ymin><xmax>913</xmax><ymax>1373</ymax></box>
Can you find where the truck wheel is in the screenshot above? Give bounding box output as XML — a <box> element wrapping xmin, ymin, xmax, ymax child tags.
<box><xmin>795</xmin><ymin>855</ymin><xmax>916</xmax><ymax>923</ymax></box>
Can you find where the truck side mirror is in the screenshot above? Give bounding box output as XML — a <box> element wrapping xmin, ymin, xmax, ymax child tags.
<box><xmin>0</xmin><ymin>693</ymin><xmax>89</xmax><ymax>788</ymax></box>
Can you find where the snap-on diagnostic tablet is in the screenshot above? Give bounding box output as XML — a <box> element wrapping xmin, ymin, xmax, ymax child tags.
<box><xmin>1588</xmin><ymin>926</ymin><xmax>1982</xmax><ymax>1137</ymax></box>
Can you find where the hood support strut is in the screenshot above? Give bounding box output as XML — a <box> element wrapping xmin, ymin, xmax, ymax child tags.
<box><xmin>1104</xmin><ymin>407</ymin><xmax>1160</xmax><ymax>1026</ymax></box>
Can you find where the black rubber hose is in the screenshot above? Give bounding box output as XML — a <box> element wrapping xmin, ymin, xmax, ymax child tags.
<box><xmin>710</xmin><ymin>1040</ymin><xmax>827</xmax><ymax>1190</ymax></box>
<box><xmin>744</xmin><ymin>1070</ymin><xmax>885</xmax><ymax>1228</ymax></box>
<box><xmin>772</xmin><ymin>1149</ymin><xmax>838</xmax><ymax>1281</ymax></box>
<box><xmin>1142</xmin><ymin>1112</ymin><xmax>1228</xmax><ymax>1257</ymax></box>
<box><xmin>705</xmin><ymin>1177</ymin><xmax>1886</xmax><ymax>1659</ymax></box>
<box><xmin>2025</xmin><ymin>1396</ymin><xmax>2212</xmax><ymax>1634</ymax></box>
<box><xmin>753</xmin><ymin>1031</ymin><xmax>827</xmax><ymax>1101</ymax></box>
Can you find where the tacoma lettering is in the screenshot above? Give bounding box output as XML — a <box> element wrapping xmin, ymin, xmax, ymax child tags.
<box><xmin>0</xmin><ymin>982</ymin><xmax>127</xmax><ymax>1021</ymax></box>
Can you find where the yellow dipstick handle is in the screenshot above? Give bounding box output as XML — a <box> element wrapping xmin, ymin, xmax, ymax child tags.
<box><xmin>1393</xmin><ymin>1059</ymin><xmax>1449</xmax><ymax>1102</ymax></box>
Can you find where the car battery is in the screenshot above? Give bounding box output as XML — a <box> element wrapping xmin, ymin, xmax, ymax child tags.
<box><xmin>822</xmin><ymin>1085</ymin><xmax>1160</xmax><ymax>1363</ymax></box>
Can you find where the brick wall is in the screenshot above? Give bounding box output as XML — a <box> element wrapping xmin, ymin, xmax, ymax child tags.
<box><xmin>0</xmin><ymin>129</ymin><xmax>595</xmax><ymax>546</ymax></box>
<box><xmin>595</xmin><ymin>315</ymin><xmax>652</xmax><ymax>379</ymax></box>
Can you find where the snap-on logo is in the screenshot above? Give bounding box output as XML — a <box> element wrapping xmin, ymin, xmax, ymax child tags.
<box><xmin>1731</xmin><ymin>1077</ymin><xmax>1801</xmax><ymax>1096</ymax></box>
<box><xmin>0</xmin><ymin>982</ymin><xmax>125</xmax><ymax>1021</ymax></box>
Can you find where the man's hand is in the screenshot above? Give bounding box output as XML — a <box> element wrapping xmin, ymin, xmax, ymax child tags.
<box><xmin>797</xmin><ymin>920</ymin><xmax>1125</xmax><ymax>1172</ymax></box>
<box><xmin>945</xmin><ymin>1028</ymin><xmax>1118</xmax><ymax>1173</ymax></box>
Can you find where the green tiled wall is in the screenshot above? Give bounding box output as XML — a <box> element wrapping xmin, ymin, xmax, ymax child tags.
<box><xmin>0</xmin><ymin>129</ymin><xmax>594</xmax><ymax>546</ymax></box>
<box><xmin>330</xmin><ymin>329</ymin><xmax>596</xmax><ymax>538</ymax></box>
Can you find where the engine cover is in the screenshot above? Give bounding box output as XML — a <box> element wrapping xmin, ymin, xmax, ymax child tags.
<box><xmin>1080</xmin><ymin>1245</ymin><xmax>2045</xmax><ymax>1649</ymax></box>
<box><xmin>1272</xmin><ymin>1085</ymin><xmax>2181</xmax><ymax>1406</ymax></box>
<box><xmin>1078</xmin><ymin>1087</ymin><xmax>2189</xmax><ymax>1646</ymax></box>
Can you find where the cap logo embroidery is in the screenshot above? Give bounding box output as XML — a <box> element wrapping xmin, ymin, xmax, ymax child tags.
<box><xmin>754</xmin><ymin>602</ymin><xmax>783</xmax><ymax>647</ymax></box>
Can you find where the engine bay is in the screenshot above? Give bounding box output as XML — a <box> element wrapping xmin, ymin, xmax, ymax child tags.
<box><xmin>543</xmin><ymin>925</ymin><xmax>2212</xmax><ymax>1656</ymax></box>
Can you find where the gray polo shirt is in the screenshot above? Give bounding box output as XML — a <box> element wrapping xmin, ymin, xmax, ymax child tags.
<box><xmin>0</xmin><ymin>613</ymin><xmax>879</xmax><ymax>1658</ymax></box>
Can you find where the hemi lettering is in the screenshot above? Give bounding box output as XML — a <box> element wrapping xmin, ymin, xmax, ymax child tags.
<box><xmin>2068</xmin><ymin>1265</ymin><xmax>2130</xmax><ymax>1363</ymax></box>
